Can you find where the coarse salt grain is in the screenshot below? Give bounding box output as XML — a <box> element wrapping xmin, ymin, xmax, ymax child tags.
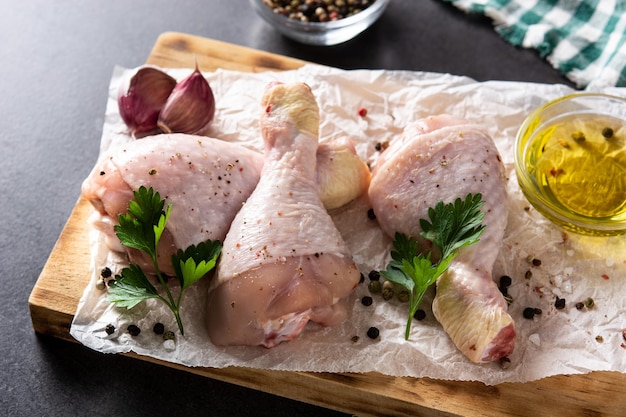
<box><xmin>562</xmin><ymin>281</ymin><xmax>572</xmax><ymax>293</ymax></box>
<box><xmin>606</xmin><ymin>258</ymin><xmax>615</xmax><ymax>267</ymax></box>
<box><xmin>529</xmin><ymin>333</ymin><xmax>541</xmax><ymax>346</ymax></box>
<box><xmin>163</xmin><ymin>339</ymin><xmax>176</xmax><ymax>351</ymax></box>
<box><xmin>553</xmin><ymin>274</ymin><xmax>563</xmax><ymax>287</ymax></box>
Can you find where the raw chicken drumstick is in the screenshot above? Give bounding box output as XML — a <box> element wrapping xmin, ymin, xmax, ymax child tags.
<box><xmin>81</xmin><ymin>133</ymin><xmax>369</xmax><ymax>276</ymax></box>
<box><xmin>205</xmin><ymin>82</ymin><xmax>361</xmax><ymax>347</ymax></box>
<box><xmin>368</xmin><ymin>115</ymin><xmax>515</xmax><ymax>363</ymax></box>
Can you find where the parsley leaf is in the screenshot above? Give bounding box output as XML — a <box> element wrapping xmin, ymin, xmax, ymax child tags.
<box><xmin>381</xmin><ymin>193</ymin><xmax>485</xmax><ymax>340</ymax></box>
<box><xmin>107</xmin><ymin>186</ymin><xmax>221</xmax><ymax>336</ymax></box>
<box><xmin>420</xmin><ymin>192</ymin><xmax>486</xmax><ymax>260</ymax></box>
<box><xmin>107</xmin><ymin>264</ymin><xmax>160</xmax><ymax>309</ymax></box>
<box><xmin>172</xmin><ymin>240</ymin><xmax>222</xmax><ymax>290</ymax></box>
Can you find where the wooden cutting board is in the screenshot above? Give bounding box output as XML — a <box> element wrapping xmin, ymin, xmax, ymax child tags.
<box><xmin>29</xmin><ymin>32</ymin><xmax>626</xmax><ymax>417</ymax></box>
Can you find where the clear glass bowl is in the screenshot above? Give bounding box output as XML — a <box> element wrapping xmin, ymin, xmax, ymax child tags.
<box><xmin>251</xmin><ymin>0</ymin><xmax>390</xmax><ymax>46</ymax></box>
<box><xmin>514</xmin><ymin>92</ymin><xmax>626</xmax><ymax>236</ymax></box>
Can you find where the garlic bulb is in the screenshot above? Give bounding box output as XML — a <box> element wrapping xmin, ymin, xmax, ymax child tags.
<box><xmin>117</xmin><ymin>66</ymin><xmax>177</xmax><ymax>137</ymax></box>
<box><xmin>157</xmin><ymin>64</ymin><xmax>215</xmax><ymax>135</ymax></box>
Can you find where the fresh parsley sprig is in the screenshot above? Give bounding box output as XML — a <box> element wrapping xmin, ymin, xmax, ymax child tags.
<box><xmin>107</xmin><ymin>186</ymin><xmax>222</xmax><ymax>336</ymax></box>
<box><xmin>381</xmin><ymin>193</ymin><xmax>486</xmax><ymax>340</ymax></box>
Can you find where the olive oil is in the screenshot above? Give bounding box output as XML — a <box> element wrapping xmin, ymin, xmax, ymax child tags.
<box><xmin>523</xmin><ymin>113</ymin><xmax>626</xmax><ymax>220</ymax></box>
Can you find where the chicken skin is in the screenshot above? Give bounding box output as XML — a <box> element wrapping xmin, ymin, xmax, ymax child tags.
<box><xmin>205</xmin><ymin>82</ymin><xmax>361</xmax><ymax>348</ymax></box>
<box><xmin>368</xmin><ymin>115</ymin><xmax>515</xmax><ymax>363</ymax></box>
<box><xmin>82</xmin><ymin>133</ymin><xmax>369</xmax><ymax>276</ymax></box>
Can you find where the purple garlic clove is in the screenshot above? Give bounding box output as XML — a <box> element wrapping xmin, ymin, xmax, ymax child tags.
<box><xmin>157</xmin><ymin>64</ymin><xmax>215</xmax><ymax>135</ymax></box>
<box><xmin>117</xmin><ymin>66</ymin><xmax>177</xmax><ymax>137</ymax></box>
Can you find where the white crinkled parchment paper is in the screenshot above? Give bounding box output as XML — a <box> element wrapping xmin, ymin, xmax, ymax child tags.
<box><xmin>70</xmin><ymin>64</ymin><xmax>626</xmax><ymax>384</ymax></box>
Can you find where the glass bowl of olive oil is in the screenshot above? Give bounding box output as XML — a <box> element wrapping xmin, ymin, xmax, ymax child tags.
<box><xmin>515</xmin><ymin>92</ymin><xmax>626</xmax><ymax>236</ymax></box>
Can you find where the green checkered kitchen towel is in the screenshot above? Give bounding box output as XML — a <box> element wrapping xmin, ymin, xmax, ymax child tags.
<box><xmin>443</xmin><ymin>0</ymin><xmax>626</xmax><ymax>89</ymax></box>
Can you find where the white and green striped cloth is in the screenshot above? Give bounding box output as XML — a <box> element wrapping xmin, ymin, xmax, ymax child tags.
<box><xmin>443</xmin><ymin>0</ymin><xmax>626</xmax><ymax>89</ymax></box>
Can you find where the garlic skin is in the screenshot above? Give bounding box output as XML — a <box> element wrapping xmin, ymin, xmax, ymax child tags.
<box><xmin>157</xmin><ymin>65</ymin><xmax>215</xmax><ymax>135</ymax></box>
<box><xmin>117</xmin><ymin>66</ymin><xmax>177</xmax><ymax>137</ymax></box>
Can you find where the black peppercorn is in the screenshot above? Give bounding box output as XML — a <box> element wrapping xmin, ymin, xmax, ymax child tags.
<box><xmin>366</xmin><ymin>327</ymin><xmax>380</xmax><ymax>339</ymax></box>
<box><xmin>105</xmin><ymin>324</ymin><xmax>115</xmax><ymax>335</ymax></box>
<box><xmin>101</xmin><ymin>267</ymin><xmax>112</xmax><ymax>278</ymax></box>
<box><xmin>499</xmin><ymin>275</ymin><xmax>512</xmax><ymax>288</ymax></box>
<box><xmin>367</xmin><ymin>208</ymin><xmax>376</xmax><ymax>220</ymax></box>
<box><xmin>361</xmin><ymin>296</ymin><xmax>373</xmax><ymax>306</ymax></box>
<box><xmin>368</xmin><ymin>270</ymin><xmax>380</xmax><ymax>281</ymax></box>
<box><xmin>128</xmin><ymin>324</ymin><xmax>141</xmax><ymax>336</ymax></box>
<box><xmin>523</xmin><ymin>307</ymin><xmax>536</xmax><ymax>319</ymax></box>
<box><xmin>153</xmin><ymin>322</ymin><xmax>165</xmax><ymax>335</ymax></box>
<box><xmin>413</xmin><ymin>309</ymin><xmax>426</xmax><ymax>321</ymax></box>
<box><xmin>554</xmin><ymin>297</ymin><xmax>566</xmax><ymax>309</ymax></box>
<box><xmin>602</xmin><ymin>127</ymin><xmax>614</xmax><ymax>139</ymax></box>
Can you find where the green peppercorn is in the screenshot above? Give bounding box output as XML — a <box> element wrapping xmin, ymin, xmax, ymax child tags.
<box><xmin>368</xmin><ymin>280</ymin><xmax>381</xmax><ymax>294</ymax></box>
<box><xmin>382</xmin><ymin>287</ymin><xmax>394</xmax><ymax>301</ymax></box>
<box><xmin>584</xmin><ymin>297</ymin><xmax>595</xmax><ymax>309</ymax></box>
<box><xmin>163</xmin><ymin>331</ymin><xmax>175</xmax><ymax>341</ymax></box>
<box><xmin>397</xmin><ymin>289</ymin><xmax>410</xmax><ymax>303</ymax></box>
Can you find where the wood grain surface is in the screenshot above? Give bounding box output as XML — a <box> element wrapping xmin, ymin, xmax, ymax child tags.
<box><xmin>29</xmin><ymin>32</ymin><xmax>626</xmax><ymax>417</ymax></box>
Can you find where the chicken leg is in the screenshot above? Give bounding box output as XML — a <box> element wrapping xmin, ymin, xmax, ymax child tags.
<box><xmin>368</xmin><ymin>115</ymin><xmax>515</xmax><ymax>363</ymax></box>
<box><xmin>205</xmin><ymin>82</ymin><xmax>361</xmax><ymax>348</ymax></box>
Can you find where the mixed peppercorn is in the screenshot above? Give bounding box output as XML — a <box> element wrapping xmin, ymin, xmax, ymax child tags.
<box><xmin>262</xmin><ymin>0</ymin><xmax>378</xmax><ymax>23</ymax></box>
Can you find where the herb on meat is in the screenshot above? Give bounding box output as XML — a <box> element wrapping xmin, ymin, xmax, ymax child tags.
<box><xmin>107</xmin><ymin>186</ymin><xmax>222</xmax><ymax>336</ymax></box>
<box><xmin>381</xmin><ymin>193</ymin><xmax>486</xmax><ymax>340</ymax></box>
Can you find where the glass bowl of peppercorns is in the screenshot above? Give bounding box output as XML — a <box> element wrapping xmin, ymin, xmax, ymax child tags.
<box><xmin>251</xmin><ymin>0</ymin><xmax>390</xmax><ymax>46</ymax></box>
